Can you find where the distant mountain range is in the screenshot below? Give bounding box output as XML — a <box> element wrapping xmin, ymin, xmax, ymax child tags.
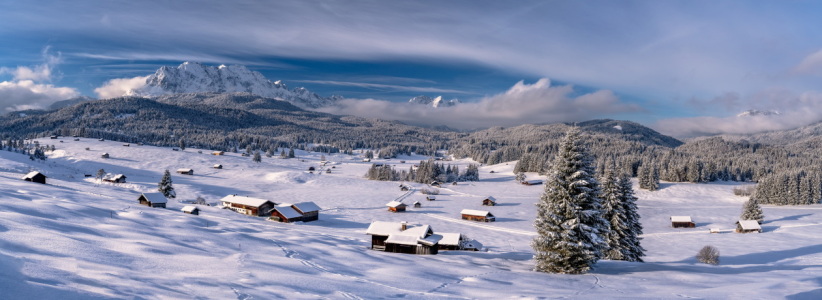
<box><xmin>408</xmin><ymin>95</ymin><xmax>460</xmax><ymax>108</ymax></box>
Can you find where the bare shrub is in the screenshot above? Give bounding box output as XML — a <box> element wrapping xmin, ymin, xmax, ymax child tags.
<box><xmin>696</xmin><ymin>245</ymin><xmax>720</xmax><ymax>265</ymax></box>
<box><xmin>420</xmin><ymin>188</ymin><xmax>440</xmax><ymax>195</ymax></box>
<box><xmin>733</xmin><ymin>185</ymin><xmax>756</xmax><ymax>197</ymax></box>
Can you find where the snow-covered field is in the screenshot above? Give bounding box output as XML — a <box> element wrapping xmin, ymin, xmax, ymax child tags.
<box><xmin>1</xmin><ymin>137</ymin><xmax>821</xmax><ymax>299</ymax></box>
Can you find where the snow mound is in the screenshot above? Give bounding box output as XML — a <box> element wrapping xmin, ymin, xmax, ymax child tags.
<box><xmin>264</xmin><ymin>171</ymin><xmax>310</xmax><ymax>184</ymax></box>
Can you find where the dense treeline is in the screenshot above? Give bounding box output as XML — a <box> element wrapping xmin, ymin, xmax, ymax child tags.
<box><xmin>365</xmin><ymin>159</ymin><xmax>480</xmax><ymax>183</ymax></box>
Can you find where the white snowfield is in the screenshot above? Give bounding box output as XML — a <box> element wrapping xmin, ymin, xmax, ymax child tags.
<box><xmin>1</xmin><ymin>138</ymin><xmax>821</xmax><ymax>299</ymax></box>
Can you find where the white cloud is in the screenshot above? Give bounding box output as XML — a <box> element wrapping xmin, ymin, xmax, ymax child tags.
<box><xmin>0</xmin><ymin>46</ymin><xmax>63</xmax><ymax>82</ymax></box>
<box><xmin>316</xmin><ymin>78</ymin><xmax>642</xmax><ymax>130</ymax></box>
<box><xmin>94</xmin><ymin>76</ymin><xmax>149</xmax><ymax>99</ymax></box>
<box><xmin>792</xmin><ymin>49</ymin><xmax>822</xmax><ymax>75</ymax></box>
<box><xmin>0</xmin><ymin>80</ymin><xmax>79</xmax><ymax>111</ymax></box>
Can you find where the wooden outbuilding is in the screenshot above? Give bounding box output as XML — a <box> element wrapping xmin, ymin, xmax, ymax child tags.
<box><xmin>461</xmin><ymin>209</ymin><xmax>495</xmax><ymax>222</ymax></box>
<box><xmin>426</xmin><ymin>195</ymin><xmax>436</xmax><ymax>201</ymax></box>
<box><xmin>270</xmin><ymin>205</ymin><xmax>304</xmax><ymax>223</ymax></box>
<box><xmin>291</xmin><ymin>202</ymin><xmax>321</xmax><ymax>222</ymax></box>
<box><xmin>21</xmin><ymin>171</ymin><xmax>46</xmax><ymax>184</ymax></box>
<box><xmin>400</xmin><ymin>185</ymin><xmax>409</xmax><ymax>191</ymax></box>
<box><xmin>671</xmin><ymin>216</ymin><xmax>695</xmax><ymax>228</ymax></box>
<box><xmin>386</xmin><ymin>201</ymin><xmax>407</xmax><ymax>212</ymax></box>
<box><xmin>413</xmin><ymin>201</ymin><xmax>421</xmax><ymax>208</ymax></box>
<box><xmin>736</xmin><ymin>220</ymin><xmax>762</xmax><ymax>233</ymax></box>
<box><xmin>181</xmin><ymin>206</ymin><xmax>199</xmax><ymax>215</ymax></box>
<box><xmin>522</xmin><ymin>180</ymin><xmax>543</xmax><ymax>186</ymax></box>
<box><xmin>437</xmin><ymin>233</ymin><xmax>483</xmax><ymax>251</ymax></box>
<box><xmin>220</xmin><ymin>195</ymin><xmax>275</xmax><ymax>216</ymax></box>
<box><xmin>212</xmin><ymin>151</ymin><xmax>225</xmax><ymax>155</ymax></box>
<box><xmin>102</xmin><ymin>173</ymin><xmax>127</xmax><ymax>183</ymax></box>
<box><xmin>123</xmin><ymin>143</ymin><xmax>130</xmax><ymax>147</ymax></box>
<box><xmin>213</xmin><ymin>164</ymin><xmax>223</xmax><ymax>169</ymax></box>
<box><xmin>101</xmin><ymin>153</ymin><xmax>110</xmax><ymax>159</ymax></box>
<box><xmin>366</xmin><ymin>221</ymin><xmax>440</xmax><ymax>255</ymax></box>
<box><xmin>430</xmin><ymin>181</ymin><xmax>441</xmax><ymax>187</ymax></box>
<box><xmin>177</xmin><ymin>168</ymin><xmax>194</xmax><ymax>175</ymax></box>
<box><xmin>138</xmin><ymin>192</ymin><xmax>167</xmax><ymax>208</ymax></box>
<box><xmin>482</xmin><ymin>196</ymin><xmax>497</xmax><ymax>206</ymax></box>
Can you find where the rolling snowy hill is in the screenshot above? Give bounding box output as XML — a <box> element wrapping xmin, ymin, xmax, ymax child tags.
<box><xmin>1</xmin><ymin>137</ymin><xmax>821</xmax><ymax>298</ymax></box>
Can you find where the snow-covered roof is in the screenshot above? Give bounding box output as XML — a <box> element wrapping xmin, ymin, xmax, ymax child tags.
<box><xmin>418</xmin><ymin>234</ymin><xmax>442</xmax><ymax>246</ymax></box>
<box><xmin>438</xmin><ymin>233</ymin><xmax>463</xmax><ymax>246</ymax></box>
<box><xmin>386</xmin><ymin>201</ymin><xmax>406</xmax><ymax>208</ymax></box>
<box><xmin>220</xmin><ymin>195</ymin><xmax>273</xmax><ymax>208</ymax></box>
<box><xmin>461</xmin><ymin>209</ymin><xmax>493</xmax><ymax>217</ymax></box>
<box><xmin>21</xmin><ymin>171</ymin><xmax>44</xmax><ymax>179</ymax></box>
<box><xmin>525</xmin><ymin>180</ymin><xmax>543</xmax><ymax>184</ymax></box>
<box><xmin>141</xmin><ymin>192</ymin><xmax>168</xmax><ymax>204</ymax></box>
<box><xmin>671</xmin><ymin>216</ymin><xmax>692</xmax><ymax>223</ymax></box>
<box><xmin>385</xmin><ymin>233</ymin><xmax>421</xmax><ymax>246</ymax></box>
<box><xmin>384</xmin><ymin>225</ymin><xmax>438</xmax><ymax>246</ymax></box>
<box><xmin>366</xmin><ymin>221</ymin><xmax>405</xmax><ymax>236</ymax></box>
<box><xmin>737</xmin><ymin>220</ymin><xmax>761</xmax><ymax>230</ymax></box>
<box><xmin>103</xmin><ymin>173</ymin><xmax>126</xmax><ymax>180</ymax></box>
<box><xmin>274</xmin><ymin>205</ymin><xmax>303</xmax><ymax>219</ymax></box>
<box><xmin>181</xmin><ymin>206</ymin><xmax>198</xmax><ymax>213</ymax></box>
<box><xmin>177</xmin><ymin>168</ymin><xmax>193</xmax><ymax>173</ymax></box>
<box><xmin>426</xmin><ymin>195</ymin><xmax>436</xmax><ymax>200</ymax></box>
<box><xmin>292</xmin><ymin>202</ymin><xmax>321</xmax><ymax>213</ymax></box>
<box><xmin>484</xmin><ymin>196</ymin><xmax>497</xmax><ymax>202</ymax></box>
<box><xmin>463</xmin><ymin>239</ymin><xmax>483</xmax><ymax>250</ymax></box>
<box><xmin>213</xmin><ymin>164</ymin><xmax>222</xmax><ymax>167</ymax></box>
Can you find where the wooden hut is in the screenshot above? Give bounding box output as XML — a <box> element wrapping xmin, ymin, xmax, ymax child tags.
<box><xmin>177</xmin><ymin>168</ymin><xmax>194</xmax><ymax>175</ymax></box>
<box><xmin>102</xmin><ymin>173</ymin><xmax>127</xmax><ymax>183</ymax></box>
<box><xmin>181</xmin><ymin>206</ymin><xmax>199</xmax><ymax>215</ymax></box>
<box><xmin>482</xmin><ymin>196</ymin><xmax>497</xmax><ymax>206</ymax></box>
<box><xmin>213</xmin><ymin>164</ymin><xmax>223</xmax><ymax>169</ymax></box>
<box><xmin>426</xmin><ymin>195</ymin><xmax>436</xmax><ymax>201</ymax></box>
<box><xmin>461</xmin><ymin>209</ymin><xmax>495</xmax><ymax>222</ymax></box>
<box><xmin>21</xmin><ymin>171</ymin><xmax>46</xmax><ymax>184</ymax></box>
<box><xmin>438</xmin><ymin>233</ymin><xmax>465</xmax><ymax>251</ymax></box>
<box><xmin>270</xmin><ymin>205</ymin><xmax>304</xmax><ymax>223</ymax></box>
<box><xmin>400</xmin><ymin>185</ymin><xmax>409</xmax><ymax>191</ymax></box>
<box><xmin>671</xmin><ymin>216</ymin><xmax>695</xmax><ymax>228</ymax></box>
<box><xmin>101</xmin><ymin>153</ymin><xmax>110</xmax><ymax>159</ymax></box>
<box><xmin>365</xmin><ymin>221</ymin><xmax>440</xmax><ymax>255</ymax></box>
<box><xmin>291</xmin><ymin>202</ymin><xmax>321</xmax><ymax>222</ymax></box>
<box><xmin>430</xmin><ymin>181</ymin><xmax>441</xmax><ymax>187</ymax></box>
<box><xmin>220</xmin><ymin>195</ymin><xmax>275</xmax><ymax>216</ymax></box>
<box><xmin>138</xmin><ymin>192</ymin><xmax>167</xmax><ymax>208</ymax></box>
<box><xmin>522</xmin><ymin>180</ymin><xmax>543</xmax><ymax>186</ymax></box>
<box><xmin>386</xmin><ymin>201</ymin><xmax>407</xmax><ymax>212</ymax></box>
<box><xmin>736</xmin><ymin>220</ymin><xmax>762</xmax><ymax>233</ymax></box>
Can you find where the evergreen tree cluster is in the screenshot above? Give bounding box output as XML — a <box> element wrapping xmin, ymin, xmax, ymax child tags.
<box><xmin>364</xmin><ymin>159</ymin><xmax>479</xmax><ymax>183</ymax></box>
<box><xmin>637</xmin><ymin>162</ymin><xmax>659</xmax><ymax>191</ymax></box>
<box><xmin>753</xmin><ymin>170</ymin><xmax>822</xmax><ymax>205</ymax></box>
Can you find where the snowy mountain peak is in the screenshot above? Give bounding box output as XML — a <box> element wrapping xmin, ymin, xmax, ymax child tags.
<box><xmin>737</xmin><ymin>109</ymin><xmax>780</xmax><ymax>117</ymax></box>
<box><xmin>127</xmin><ymin>62</ymin><xmax>337</xmax><ymax>108</ymax></box>
<box><xmin>408</xmin><ymin>95</ymin><xmax>459</xmax><ymax>108</ymax></box>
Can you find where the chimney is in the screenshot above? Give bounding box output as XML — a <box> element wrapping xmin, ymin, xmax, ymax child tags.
<box><xmin>400</xmin><ymin>221</ymin><xmax>407</xmax><ymax>231</ymax></box>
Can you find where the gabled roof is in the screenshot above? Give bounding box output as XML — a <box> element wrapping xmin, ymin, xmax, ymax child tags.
<box><xmin>103</xmin><ymin>173</ymin><xmax>126</xmax><ymax>181</ymax></box>
<box><xmin>274</xmin><ymin>205</ymin><xmax>303</xmax><ymax>219</ymax></box>
<box><xmin>463</xmin><ymin>239</ymin><xmax>483</xmax><ymax>250</ymax></box>
<box><xmin>366</xmin><ymin>221</ymin><xmax>405</xmax><ymax>236</ymax></box>
<box><xmin>484</xmin><ymin>196</ymin><xmax>497</xmax><ymax>202</ymax></box>
<box><xmin>141</xmin><ymin>192</ymin><xmax>168</xmax><ymax>204</ymax></box>
<box><xmin>386</xmin><ymin>201</ymin><xmax>407</xmax><ymax>208</ymax></box>
<box><xmin>426</xmin><ymin>195</ymin><xmax>436</xmax><ymax>200</ymax></box>
<box><xmin>22</xmin><ymin>171</ymin><xmax>45</xmax><ymax>179</ymax></box>
<box><xmin>419</xmin><ymin>234</ymin><xmax>443</xmax><ymax>246</ymax></box>
<box><xmin>177</xmin><ymin>168</ymin><xmax>193</xmax><ymax>172</ymax></box>
<box><xmin>385</xmin><ymin>233</ymin><xmax>422</xmax><ymax>246</ymax></box>
<box><xmin>292</xmin><ymin>202</ymin><xmax>321</xmax><ymax>213</ymax></box>
<box><xmin>671</xmin><ymin>216</ymin><xmax>692</xmax><ymax>223</ymax></box>
<box><xmin>461</xmin><ymin>209</ymin><xmax>493</xmax><ymax>217</ymax></box>
<box><xmin>220</xmin><ymin>195</ymin><xmax>273</xmax><ymax>208</ymax></box>
<box><xmin>181</xmin><ymin>206</ymin><xmax>198</xmax><ymax>213</ymax></box>
<box><xmin>737</xmin><ymin>220</ymin><xmax>761</xmax><ymax>230</ymax></box>
<box><xmin>438</xmin><ymin>233</ymin><xmax>463</xmax><ymax>246</ymax></box>
<box><xmin>384</xmin><ymin>225</ymin><xmax>437</xmax><ymax>246</ymax></box>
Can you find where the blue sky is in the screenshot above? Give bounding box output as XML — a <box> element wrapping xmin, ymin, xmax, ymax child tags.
<box><xmin>3</xmin><ymin>0</ymin><xmax>822</xmax><ymax>137</ymax></box>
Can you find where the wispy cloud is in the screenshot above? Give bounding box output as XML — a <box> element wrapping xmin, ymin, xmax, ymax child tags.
<box><xmin>0</xmin><ymin>47</ymin><xmax>80</xmax><ymax>111</ymax></box>
<box><xmin>95</xmin><ymin>76</ymin><xmax>149</xmax><ymax>99</ymax></box>
<box><xmin>294</xmin><ymin>80</ymin><xmax>471</xmax><ymax>94</ymax></box>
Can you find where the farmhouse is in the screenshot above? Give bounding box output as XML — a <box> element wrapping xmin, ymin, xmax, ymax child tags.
<box><xmin>522</xmin><ymin>180</ymin><xmax>543</xmax><ymax>186</ymax></box>
<box><xmin>461</xmin><ymin>209</ymin><xmax>495</xmax><ymax>222</ymax></box>
<box><xmin>138</xmin><ymin>192</ymin><xmax>167</xmax><ymax>208</ymax></box>
<box><xmin>365</xmin><ymin>221</ymin><xmax>440</xmax><ymax>255</ymax></box>
<box><xmin>438</xmin><ymin>233</ymin><xmax>484</xmax><ymax>251</ymax></box>
<box><xmin>181</xmin><ymin>206</ymin><xmax>199</xmax><ymax>215</ymax></box>
<box><xmin>220</xmin><ymin>195</ymin><xmax>276</xmax><ymax>217</ymax></box>
<box><xmin>177</xmin><ymin>168</ymin><xmax>194</xmax><ymax>175</ymax></box>
<box><xmin>21</xmin><ymin>171</ymin><xmax>46</xmax><ymax>184</ymax></box>
<box><xmin>270</xmin><ymin>205</ymin><xmax>304</xmax><ymax>223</ymax></box>
<box><xmin>736</xmin><ymin>220</ymin><xmax>762</xmax><ymax>233</ymax></box>
<box><xmin>482</xmin><ymin>196</ymin><xmax>497</xmax><ymax>206</ymax></box>
<box><xmin>213</xmin><ymin>164</ymin><xmax>223</xmax><ymax>169</ymax></box>
<box><xmin>671</xmin><ymin>216</ymin><xmax>695</xmax><ymax>228</ymax></box>
<box><xmin>291</xmin><ymin>202</ymin><xmax>321</xmax><ymax>222</ymax></box>
<box><xmin>102</xmin><ymin>173</ymin><xmax>127</xmax><ymax>183</ymax></box>
<box><xmin>386</xmin><ymin>201</ymin><xmax>407</xmax><ymax>212</ymax></box>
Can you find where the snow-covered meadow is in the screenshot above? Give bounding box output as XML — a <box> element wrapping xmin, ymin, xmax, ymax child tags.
<box><xmin>1</xmin><ymin>137</ymin><xmax>821</xmax><ymax>299</ymax></box>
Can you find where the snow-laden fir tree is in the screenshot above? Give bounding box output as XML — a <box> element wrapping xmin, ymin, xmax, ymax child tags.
<box><xmin>158</xmin><ymin>169</ymin><xmax>176</xmax><ymax>198</ymax></box>
<box><xmin>600</xmin><ymin>163</ymin><xmax>629</xmax><ymax>260</ymax></box>
<box><xmin>618</xmin><ymin>172</ymin><xmax>645</xmax><ymax>262</ymax></box>
<box><xmin>740</xmin><ymin>198</ymin><xmax>764</xmax><ymax>224</ymax></box>
<box><xmin>252</xmin><ymin>151</ymin><xmax>261</xmax><ymax>163</ymax></box>
<box><xmin>515</xmin><ymin>171</ymin><xmax>526</xmax><ymax>183</ymax></box>
<box><xmin>532</xmin><ymin>127</ymin><xmax>609</xmax><ymax>274</ymax></box>
<box><xmin>288</xmin><ymin>147</ymin><xmax>295</xmax><ymax>158</ymax></box>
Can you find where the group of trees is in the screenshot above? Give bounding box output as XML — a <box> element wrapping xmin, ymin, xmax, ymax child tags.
<box><xmin>364</xmin><ymin>159</ymin><xmax>479</xmax><ymax>183</ymax></box>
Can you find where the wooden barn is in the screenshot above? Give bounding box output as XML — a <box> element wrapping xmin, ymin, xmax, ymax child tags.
<box><xmin>177</xmin><ymin>168</ymin><xmax>194</xmax><ymax>175</ymax></box>
<box><xmin>220</xmin><ymin>195</ymin><xmax>275</xmax><ymax>217</ymax></box>
<box><xmin>138</xmin><ymin>192</ymin><xmax>167</xmax><ymax>208</ymax></box>
<box><xmin>430</xmin><ymin>181</ymin><xmax>441</xmax><ymax>187</ymax></box>
<box><xmin>365</xmin><ymin>221</ymin><xmax>440</xmax><ymax>255</ymax></box>
<box><xmin>21</xmin><ymin>171</ymin><xmax>46</xmax><ymax>184</ymax></box>
<box><xmin>482</xmin><ymin>196</ymin><xmax>497</xmax><ymax>206</ymax></box>
<box><xmin>386</xmin><ymin>201</ymin><xmax>407</xmax><ymax>212</ymax></box>
<box><xmin>736</xmin><ymin>220</ymin><xmax>762</xmax><ymax>233</ymax></box>
<box><xmin>270</xmin><ymin>205</ymin><xmax>304</xmax><ymax>223</ymax></box>
<box><xmin>181</xmin><ymin>206</ymin><xmax>199</xmax><ymax>215</ymax></box>
<box><xmin>671</xmin><ymin>216</ymin><xmax>695</xmax><ymax>228</ymax></box>
<box><xmin>101</xmin><ymin>153</ymin><xmax>109</xmax><ymax>159</ymax></box>
<box><xmin>522</xmin><ymin>180</ymin><xmax>543</xmax><ymax>186</ymax></box>
<box><xmin>212</xmin><ymin>151</ymin><xmax>225</xmax><ymax>155</ymax></box>
<box><xmin>213</xmin><ymin>164</ymin><xmax>223</xmax><ymax>169</ymax></box>
<box><xmin>413</xmin><ymin>201</ymin><xmax>421</xmax><ymax>208</ymax></box>
<box><xmin>102</xmin><ymin>173</ymin><xmax>127</xmax><ymax>183</ymax></box>
<box><xmin>426</xmin><ymin>195</ymin><xmax>436</xmax><ymax>201</ymax></box>
<box><xmin>461</xmin><ymin>209</ymin><xmax>495</xmax><ymax>222</ymax></box>
<box><xmin>291</xmin><ymin>202</ymin><xmax>321</xmax><ymax>222</ymax></box>
<box><xmin>437</xmin><ymin>233</ymin><xmax>484</xmax><ymax>251</ymax></box>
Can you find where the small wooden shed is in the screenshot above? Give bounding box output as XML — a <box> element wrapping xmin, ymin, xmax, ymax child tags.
<box><xmin>213</xmin><ymin>164</ymin><xmax>223</xmax><ymax>169</ymax></box>
<box><xmin>482</xmin><ymin>196</ymin><xmax>497</xmax><ymax>206</ymax></box>
<box><xmin>181</xmin><ymin>206</ymin><xmax>199</xmax><ymax>215</ymax></box>
<box><xmin>212</xmin><ymin>151</ymin><xmax>225</xmax><ymax>155</ymax></box>
<box><xmin>386</xmin><ymin>201</ymin><xmax>407</xmax><ymax>212</ymax></box>
<box><xmin>671</xmin><ymin>216</ymin><xmax>695</xmax><ymax>228</ymax></box>
<box><xmin>270</xmin><ymin>205</ymin><xmax>304</xmax><ymax>223</ymax></box>
<box><xmin>177</xmin><ymin>168</ymin><xmax>194</xmax><ymax>175</ymax></box>
<box><xmin>736</xmin><ymin>220</ymin><xmax>762</xmax><ymax>233</ymax></box>
<box><xmin>291</xmin><ymin>202</ymin><xmax>321</xmax><ymax>222</ymax></box>
<box><xmin>426</xmin><ymin>195</ymin><xmax>436</xmax><ymax>201</ymax></box>
<box><xmin>413</xmin><ymin>201</ymin><xmax>421</xmax><ymax>208</ymax></box>
<box><xmin>101</xmin><ymin>153</ymin><xmax>110</xmax><ymax>159</ymax></box>
<box><xmin>461</xmin><ymin>209</ymin><xmax>496</xmax><ymax>222</ymax></box>
<box><xmin>220</xmin><ymin>195</ymin><xmax>276</xmax><ymax>217</ymax></box>
<box><xmin>102</xmin><ymin>173</ymin><xmax>127</xmax><ymax>183</ymax></box>
<box><xmin>522</xmin><ymin>180</ymin><xmax>543</xmax><ymax>186</ymax></box>
<box><xmin>21</xmin><ymin>171</ymin><xmax>46</xmax><ymax>184</ymax></box>
<box><xmin>400</xmin><ymin>185</ymin><xmax>409</xmax><ymax>191</ymax></box>
<box><xmin>430</xmin><ymin>181</ymin><xmax>441</xmax><ymax>187</ymax></box>
<box><xmin>138</xmin><ymin>192</ymin><xmax>168</xmax><ymax>208</ymax></box>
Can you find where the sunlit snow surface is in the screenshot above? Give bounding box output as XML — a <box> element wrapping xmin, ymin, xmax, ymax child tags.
<box><xmin>1</xmin><ymin>138</ymin><xmax>821</xmax><ymax>299</ymax></box>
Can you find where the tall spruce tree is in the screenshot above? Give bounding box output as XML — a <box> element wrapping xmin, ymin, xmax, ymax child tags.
<box><xmin>158</xmin><ymin>169</ymin><xmax>176</xmax><ymax>198</ymax></box>
<box><xmin>600</xmin><ymin>164</ymin><xmax>628</xmax><ymax>260</ymax></box>
<box><xmin>252</xmin><ymin>151</ymin><xmax>262</xmax><ymax>163</ymax></box>
<box><xmin>619</xmin><ymin>172</ymin><xmax>645</xmax><ymax>262</ymax></box>
<box><xmin>740</xmin><ymin>198</ymin><xmax>764</xmax><ymax>224</ymax></box>
<box><xmin>532</xmin><ymin>127</ymin><xmax>609</xmax><ymax>274</ymax></box>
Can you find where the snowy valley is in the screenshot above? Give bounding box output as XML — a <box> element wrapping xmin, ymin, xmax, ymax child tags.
<box><xmin>1</xmin><ymin>137</ymin><xmax>821</xmax><ymax>299</ymax></box>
